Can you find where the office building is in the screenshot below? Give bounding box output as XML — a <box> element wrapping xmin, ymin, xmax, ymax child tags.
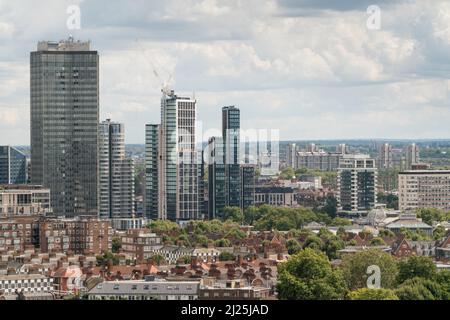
<box><xmin>144</xmin><ymin>124</ymin><xmax>160</xmax><ymax>220</ymax></box>
<box><xmin>337</xmin><ymin>154</ymin><xmax>377</xmax><ymax>213</ymax></box>
<box><xmin>0</xmin><ymin>146</ymin><xmax>27</xmax><ymax>184</ymax></box>
<box><xmin>0</xmin><ymin>185</ymin><xmax>51</xmax><ymax>217</ymax></box>
<box><xmin>145</xmin><ymin>90</ymin><xmax>202</xmax><ymax>221</ymax></box>
<box><xmin>398</xmin><ymin>170</ymin><xmax>450</xmax><ymax>212</ymax></box>
<box><xmin>240</xmin><ymin>165</ymin><xmax>255</xmax><ymax>210</ymax></box>
<box><xmin>30</xmin><ymin>38</ymin><xmax>99</xmax><ymax>217</ymax></box>
<box><xmin>207</xmin><ymin>136</ymin><xmax>226</xmax><ymax>219</ymax></box>
<box><xmin>99</xmin><ymin>120</ymin><xmax>135</xmax><ymax>219</ymax></box>
<box><xmin>254</xmin><ymin>187</ymin><xmax>295</xmax><ymax>207</ymax></box>
<box><xmin>222</xmin><ymin>106</ymin><xmax>241</xmax><ymax>208</ymax></box>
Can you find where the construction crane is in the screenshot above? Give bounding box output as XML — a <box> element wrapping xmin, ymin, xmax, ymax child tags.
<box><xmin>134</xmin><ymin>38</ymin><xmax>174</xmax><ymax>96</ymax></box>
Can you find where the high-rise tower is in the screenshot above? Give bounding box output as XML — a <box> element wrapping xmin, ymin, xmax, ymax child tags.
<box><xmin>30</xmin><ymin>38</ymin><xmax>99</xmax><ymax>217</ymax></box>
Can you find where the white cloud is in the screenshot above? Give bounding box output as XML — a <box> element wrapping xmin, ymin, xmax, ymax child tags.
<box><xmin>0</xmin><ymin>0</ymin><xmax>449</xmax><ymax>145</ymax></box>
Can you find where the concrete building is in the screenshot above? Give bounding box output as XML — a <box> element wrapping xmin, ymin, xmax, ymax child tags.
<box><xmin>295</xmin><ymin>151</ymin><xmax>341</xmax><ymax>171</ymax></box>
<box><xmin>0</xmin><ymin>146</ymin><xmax>27</xmax><ymax>184</ymax></box>
<box><xmin>99</xmin><ymin>120</ymin><xmax>135</xmax><ymax>219</ymax></box>
<box><xmin>254</xmin><ymin>187</ymin><xmax>295</xmax><ymax>207</ymax></box>
<box><xmin>377</xmin><ymin>143</ymin><xmax>393</xmax><ymax>169</ymax></box>
<box><xmin>145</xmin><ymin>90</ymin><xmax>203</xmax><ymax>221</ymax></box>
<box><xmin>30</xmin><ymin>38</ymin><xmax>99</xmax><ymax>217</ymax></box>
<box><xmin>86</xmin><ymin>278</ymin><xmax>200</xmax><ymax>300</ymax></box>
<box><xmin>385</xmin><ymin>214</ymin><xmax>433</xmax><ymax>237</ymax></box>
<box><xmin>39</xmin><ymin>217</ymin><xmax>112</xmax><ymax>254</ymax></box>
<box><xmin>0</xmin><ymin>185</ymin><xmax>51</xmax><ymax>217</ymax></box>
<box><xmin>337</xmin><ymin>154</ymin><xmax>377</xmax><ymax>213</ymax></box>
<box><xmin>398</xmin><ymin>170</ymin><xmax>450</xmax><ymax>211</ymax></box>
<box><xmin>286</xmin><ymin>143</ymin><xmax>297</xmax><ymax>168</ymax></box>
<box><xmin>405</xmin><ymin>143</ymin><xmax>420</xmax><ymax>170</ymax></box>
<box><xmin>0</xmin><ymin>274</ymin><xmax>53</xmax><ymax>299</ymax></box>
<box><xmin>0</xmin><ymin>216</ymin><xmax>40</xmax><ymax>252</ymax></box>
<box><xmin>110</xmin><ymin>218</ymin><xmax>148</xmax><ymax>231</ymax></box>
<box><xmin>121</xmin><ymin>229</ymin><xmax>162</xmax><ymax>263</ymax></box>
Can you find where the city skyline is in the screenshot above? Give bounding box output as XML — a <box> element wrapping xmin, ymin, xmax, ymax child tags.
<box><xmin>2</xmin><ymin>1</ymin><xmax>450</xmax><ymax>146</ymax></box>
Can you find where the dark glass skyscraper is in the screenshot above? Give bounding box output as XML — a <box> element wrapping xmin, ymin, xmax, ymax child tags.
<box><xmin>208</xmin><ymin>106</ymin><xmax>242</xmax><ymax>219</ymax></box>
<box><xmin>30</xmin><ymin>39</ymin><xmax>99</xmax><ymax>217</ymax></box>
<box><xmin>222</xmin><ymin>106</ymin><xmax>241</xmax><ymax>208</ymax></box>
<box><xmin>0</xmin><ymin>146</ymin><xmax>27</xmax><ymax>184</ymax></box>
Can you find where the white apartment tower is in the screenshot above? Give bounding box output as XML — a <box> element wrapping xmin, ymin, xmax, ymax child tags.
<box><xmin>145</xmin><ymin>90</ymin><xmax>203</xmax><ymax>221</ymax></box>
<box><xmin>337</xmin><ymin>154</ymin><xmax>377</xmax><ymax>213</ymax></box>
<box><xmin>99</xmin><ymin>120</ymin><xmax>135</xmax><ymax>219</ymax></box>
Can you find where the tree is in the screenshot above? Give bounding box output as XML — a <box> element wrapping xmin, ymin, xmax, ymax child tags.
<box><xmin>279</xmin><ymin>167</ymin><xmax>295</xmax><ymax>180</ymax></box>
<box><xmin>324</xmin><ymin>238</ymin><xmax>345</xmax><ymax>260</ymax></box>
<box><xmin>397</xmin><ymin>256</ymin><xmax>437</xmax><ymax>284</ymax></box>
<box><xmin>223</xmin><ymin>206</ymin><xmax>244</xmax><ymax>224</ymax></box>
<box><xmin>214</xmin><ymin>238</ymin><xmax>231</xmax><ymax>247</ymax></box>
<box><xmin>416</xmin><ymin>208</ymin><xmax>449</xmax><ymax>225</ymax></box>
<box><xmin>148</xmin><ymin>220</ymin><xmax>180</xmax><ymax>234</ymax></box>
<box><xmin>179</xmin><ymin>255</ymin><xmax>192</xmax><ymax>264</ymax></box>
<box><xmin>303</xmin><ymin>235</ymin><xmax>324</xmax><ymax>251</ymax></box>
<box><xmin>370</xmin><ymin>237</ymin><xmax>386</xmax><ymax>246</ymax></box>
<box><xmin>395</xmin><ymin>277</ymin><xmax>448</xmax><ymax>300</ymax></box>
<box><xmin>436</xmin><ymin>270</ymin><xmax>450</xmax><ymax>296</ymax></box>
<box><xmin>322</xmin><ymin>195</ymin><xmax>338</xmax><ymax>218</ymax></box>
<box><xmin>378</xmin><ymin>229</ymin><xmax>395</xmax><ymax>238</ymax></box>
<box><xmin>151</xmin><ymin>254</ymin><xmax>166</xmax><ymax>266</ymax></box>
<box><xmin>286</xmin><ymin>239</ymin><xmax>302</xmax><ymax>255</ymax></box>
<box><xmin>218</xmin><ymin>251</ymin><xmax>236</xmax><ymax>261</ymax></box>
<box><xmin>277</xmin><ymin>248</ymin><xmax>347</xmax><ymax>300</ymax></box>
<box><xmin>243</xmin><ymin>206</ymin><xmax>258</xmax><ymax>225</ymax></box>
<box><xmin>348</xmin><ymin>288</ymin><xmax>399</xmax><ymax>300</ymax></box>
<box><xmin>96</xmin><ymin>251</ymin><xmax>119</xmax><ymax>267</ymax></box>
<box><xmin>112</xmin><ymin>237</ymin><xmax>121</xmax><ymax>253</ymax></box>
<box><xmin>329</xmin><ymin>217</ymin><xmax>352</xmax><ymax>227</ymax></box>
<box><xmin>433</xmin><ymin>225</ymin><xmax>446</xmax><ymax>241</ymax></box>
<box><xmin>340</xmin><ymin>249</ymin><xmax>398</xmax><ymax>290</ymax></box>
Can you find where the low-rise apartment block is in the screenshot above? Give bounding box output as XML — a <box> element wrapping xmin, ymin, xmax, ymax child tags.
<box><xmin>0</xmin><ymin>185</ymin><xmax>51</xmax><ymax>217</ymax></box>
<box><xmin>121</xmin><ymin>229</ymin><xmax>162</xmax><ymax>263</ymax></box>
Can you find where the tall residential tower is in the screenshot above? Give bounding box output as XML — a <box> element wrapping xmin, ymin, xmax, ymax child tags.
<box><xmin>99</xmin><ymin>120</ymin><xmax>135</xmax><ymax>219</ymax></box>
<box><xmin>145</xmin><ymin>90</ymin><xmax>203</xmax><ymax>221</ymax></box>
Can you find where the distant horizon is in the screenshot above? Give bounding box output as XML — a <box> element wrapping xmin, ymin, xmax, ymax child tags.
<box><xmin>11</xmin><ymin>137</ymin><xmax>450</xmax><ymax>149</ymax></box>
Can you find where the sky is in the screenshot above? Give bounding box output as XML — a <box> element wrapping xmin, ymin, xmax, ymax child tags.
<box><xmin>1</xmin><ymin>0</ymin><xmax>450</xmax><ymax>145</ymax></box>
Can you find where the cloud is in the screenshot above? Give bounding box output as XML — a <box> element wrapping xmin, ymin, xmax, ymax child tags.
<box><xmin>0</xmin><ymin>0</ymin><xmax>449</xmax><ymax>145</ymax></box>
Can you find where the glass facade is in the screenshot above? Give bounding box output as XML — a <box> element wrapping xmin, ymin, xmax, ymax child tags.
<box><xmin>30</xmin><ymin>40</ymin><xmax>99</xmax><ymax>217</ymax></box>
<box><xmin>0</xmin><ymin>146</ymin><xmax>27</xmax><ymax>184</ymax></box>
